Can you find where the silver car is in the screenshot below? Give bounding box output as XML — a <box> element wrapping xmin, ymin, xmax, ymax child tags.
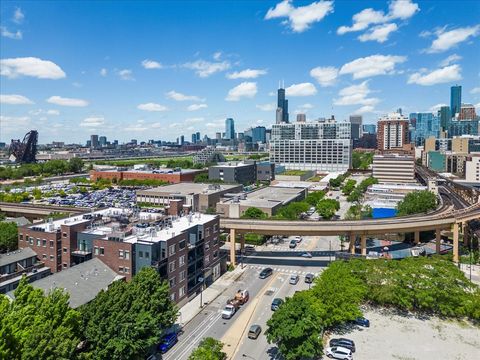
<box><xmin>289</xmin><ymin>274</ymin><xmax>299</xmax><ymax>285</ymax></box>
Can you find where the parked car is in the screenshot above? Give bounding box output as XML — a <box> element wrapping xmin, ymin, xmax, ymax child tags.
<box><xmin>353</xmin><ymin>316</ymin><xmax>370</xmax><ymax>327</ymax></box>
<box><xmin>271</xmin><ymin>298</ymin><xmax>284</xmax><ymax>311</ymax></box>
<box><xmin>289</xmin><ymin>274</ymin><xmax>299</xmax><ymax>285</ymax></box>
<box><xmin>329</xmin><ymin>338</ymin><xmax>356</xmax><ymax>353</ymax></box>
<box><xmin>158</xmin><ymin>333</ymin><xmax>178</xmax><ymax>353</ymax></box>
<box><xmin>305</xmin><ymin>273</ymin><xmax>315</xmax><ymax>283</ymax></box>
<box><xmin>259</xmin><ymin>267</ymin><xmax>273</xmax><ymax>279</ymax></box>
<box><xmin>325</xmin><ymin>346</ymin><xmax>353</xmax><ymax>360</ymax></box>
<box><xmin>289</xmin><ymin>239</ymin><xmax>297</xmax><ymax>248</ymax></box>
<box><xmin>248</xmin><ymin>324</ymin><xmax>262</xmax><ymax>339</ymax></box>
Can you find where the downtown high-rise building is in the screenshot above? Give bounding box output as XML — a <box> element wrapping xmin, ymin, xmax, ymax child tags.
<box><xmin>438</xmin><ymin>106</ymin><xmax>451</xmax><ymax>133</ymax></box>
<box><xmin>409</xmin><ymin>112</ymin><xmax>440</xmax><ymax>146</ymax></box>
<box><xmin>276</xmin><ymin>86</ymin><xmax>289</xmax><ymax>124</ymax></box>
<box><xmin>376</xmin><ymin>113</ymin><xmax>409</xmax><ymax>151</ymax></box>
<box><xmin>90</xmin><ymin>134</ymin><xmax>99</xmax><ymax>149</ymax></box>
<box><xmin>225</xmin><ymin>118</ymin><xmax>235</xmax><ymax>140</ymax></box>
<box><xmin>349</xmin><ymin>115</ymin><xmax>363</xmax><ymax>140</ymax></box>
<box><xmin>451</xmin><ymin>85</ymin><xmax>462</xmax><ymax>118</ymax></box>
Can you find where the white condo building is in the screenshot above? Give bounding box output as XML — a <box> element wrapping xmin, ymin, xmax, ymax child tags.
<box><xmin>269</xmin><ymin>119</ymin><xmax>352</xmax><ymax>172</ymax></box>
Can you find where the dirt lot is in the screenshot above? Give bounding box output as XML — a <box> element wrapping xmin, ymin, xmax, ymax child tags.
<box><xmin>328</xmin><ymin>307</ymin><xmax>480</xmax><ymax>360</ymax></box>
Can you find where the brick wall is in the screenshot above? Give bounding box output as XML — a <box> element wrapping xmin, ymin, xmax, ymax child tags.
<box><xmin>92</xmin><ymin>238</ymin><xmax>134</xmax><ymax>281</ymax></box>
<box><xmin>18</xmin><ymin>227</ymin><xmax>61</xmax><ymax>273</ymax></box>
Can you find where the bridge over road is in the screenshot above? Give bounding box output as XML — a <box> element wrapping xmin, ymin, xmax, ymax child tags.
<box><xmin>221</xmin><ymin>202</ymin><xmax>480</xmax><ymax>266</ymax></box>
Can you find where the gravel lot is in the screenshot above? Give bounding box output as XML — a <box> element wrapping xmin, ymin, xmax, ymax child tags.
<box><xmin>328</xmin><ymin>308</ymin><xmax>480</xmax><ymax>360</ymax></box>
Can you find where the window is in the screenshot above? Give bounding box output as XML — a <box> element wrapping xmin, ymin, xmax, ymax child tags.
<box><xmin>125</xmin><ymin>250</ymin><xmax>130</xmax><ymax>260</ymax></box>
<box><xmin>63</xmin><ymin>247</ymin><xmax>68</xmax><ymax>254</ymax></box>
<box><xmin>29</xmin><ymin>238</ymin><xmax>33</xmax><ymax>245</ymax></box>
<box><xmin>19</xmin><ymin>234</ymin><xmax>23</xmax><ymax>240</ymax></box>
<box><xmin>213</xmin><ymin>250</ymin><xmax>218</xmax><ymax>258</ymax></box>
<box><xmin>124</xmin><ymin>267</ymin><xmax>130</xmax><ymax>274</ymax></box>
<box><xmin>199</xmin><ymin>230</ymin><xmax>203</xmax><ymax>240</ymax></box>
<box><xmin>205</xmin><ymin>243</ymin><xmax>210</xmax><ymax>251</ymax></box>
<box><xmin>62</xmin><ymin>232</ymin><xmax>67</xmax><ymax>238</ymax></box>
<box><xmin>179</xmin><ymin>239</ymin><xmax>186</xmax><ymax>250</ymax></box>
<box><xmin>179</xmin><ymin>286</ymin><xmax>186</xmax><ymax>298</ymax></box>
<box><xmin>169</xmin><ymin>261</ymin><xmax>176</xmax><ymax>273</ymax></box>
<box><xmin>169</xmin><ymin>244</ymin><xmax>176</xmax><ymax>256</ymax></box>
<box><xmin>205</xmin><ymin>227</ymin><xmax>210</xmax><ymax>237</ymax></box>
<box><xmin>169</xmin><ymin>277</ymin><xmax>176</xmax><ymax>287</ymax></box>
<box><xmin>94</xmin><ymin>247</ymin><xmax>99</xmax><ymax>255</ymax></box>
<box><xmin>36</xmin><ymin>239</ymin><xmax>41</xmax><ymax>246</ymax></box>
<box><xmin>50</xmin><ymin>255</ymin><xmax>54</xmax><ymax>261</ymax></box>
<box><xmin>213</xmin><ymin>224</ymin><xmax>218</xmax><ymax>233</ymax></box>
<box><xmin>119</xmin><ymin>266</ymin><xmax>124</xmax><ymax>273</ymax></box>
<box><xmin>145</xmin><ymin>251</ymin><xmax>150</xmax><ymax>259</ymax></box>
<box><xmin>213</xmin><ymin>237</ymin><xmax>218</xmax><ymax>246</ymax></box>
<box><xmin>63</xmin><ymin>263</ymin><xmax>68</xmax><ymax>268</ymax></box>
<box><xmin>100</xmin><ymin>247</ymin><xmax>104</xmax><ymax>256</ymax></box>
<box><xmin>139</xmin><ymin>251</ymin><xmax>143</xmax><ymax>258</ymax></box>
<box><xmin>179</xmin><ymin>270</ymin><xmax>186</xmax><ymax>282</ymax></box>
<box><xmin>42</xmin><ymin>254</ymin><xmax>47</xmax><ymax>260</ymax></box>
<box><xmin>49</xmin><ymin>240</ymin><xmax>54</xmax><ymax>248</ymax></box>
<box><xmin>170</xmin><ymin>293</ymin><xmax>175</xmax><ymax>301</ymax></box>
<box><xmin>42</xmin><ymin>239</ymin><xmax>47</xmax><ymax>247</ymax></box>
<box><xmin>179</xmin><ymin>255</ymin><xmax>185</xmax><ymax>266</ymax></box>
<box><xmin>119</xmin><ymin>250</ymin><xmax>124</xmax><ymax>259</ymax></box>
<box><xmin>205</xmin><ymin>255</ymin><xmax>210</xmax><ymax>265</ymax></box>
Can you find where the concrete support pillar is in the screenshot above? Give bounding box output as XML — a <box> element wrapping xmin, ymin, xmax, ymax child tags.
<box><xmin>414</xmin><ymin>231</ymin><xmax>420</xmax><ymax>245</ymax></box>
<box><xmin>240</xmin><ymin>234</ymin><xmax>245</xmax><ymax>252</ymax></box>
<box><xmin>349</xmin><ymin>234</ymin><xmax>356</xmax><ymax>255</ymax></box>
<box><xmin>230</xmin><ymin>228</ymin><xmax>236</xmax><ymax>267</ymax></box>
<box><xmin>462</xmin><ymin>222</ymin><xmax>469</xmax><ymax>246</ymax></box>
<box><xmin>361</xmin><ymin>235</ymin><xmax>367</xmax><ymax>256</ymax></box>
<box><xmin>453</xmin><ymin>223</ymin><xmax>459</xmax><ymax>263</ymax></box>
<box><xmin>435</xmin><ymin>228</ymin><xmax>441</xmax><ymax>254</ymax></box>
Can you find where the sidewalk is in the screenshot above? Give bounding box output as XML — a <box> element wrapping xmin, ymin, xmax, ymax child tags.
<box><xmin>177</xmin><ymin>266</ymin><xmax>246</xmax><ymax>327</ymax></box>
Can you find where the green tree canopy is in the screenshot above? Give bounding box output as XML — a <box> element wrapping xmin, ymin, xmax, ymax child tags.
<box><xmin>68</xmin><ymin>157</ymin><xmax>84</xmax><ymax>173</ymax></box>
<box><xmin>0</xmin><ymin>277</ymin><xmax>82</xmax><ymax>360</ymax></box>
<box><xmin>316</xmin><ymin>199</ymin><xmax>340</xmax><ymax>220</ymax></box>
<box><xmin>396</xmin><ymin>190</ymin><xmax>437</xmax><ymax>216</ymax></box>
<box><xmin>275</xmin><ymin>201</ymin><xmax>310</xmax><ymax>220</ymax></box>
<box><xmin>188</xmin><ymin>337</ymin><xmax>226</xmax><ymax>360</ymax></box>
<box><xmin>342</xmin><ymin>179</ymin><xmax>357</xmax><ymax>196</ymax></box>
<box><xmin>304</xmin><ymin>191</ymin><xmax>325</xmax><ymax>206</ymax></box>
<box><xmin>241</xmin><ymin>207</ymin><xmax>267</xmax><ymax>219</ymax></box>
<box><xmin>81</xmin><ymin>267</ymin><xmax>177</xmax><ymax>359</ymax></box>
<box><xmin>0</xmin><ymin>222</ymin><xmax>18</xmax><ymax>252</ymax></box>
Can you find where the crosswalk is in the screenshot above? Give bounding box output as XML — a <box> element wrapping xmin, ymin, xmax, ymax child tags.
<box><xmin>246</xmin><ymin>265</ymin><xmax>322</xmax><ymax>276</ymax></box>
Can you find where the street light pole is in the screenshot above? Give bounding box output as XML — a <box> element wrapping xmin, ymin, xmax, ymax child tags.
<box><xmin>329</xmin><ymin>239</ymin><xmax>332</xmax><ymax>264</ymax></box>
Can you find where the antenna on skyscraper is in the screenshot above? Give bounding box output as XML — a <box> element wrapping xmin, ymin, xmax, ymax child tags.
<box><xmin>282</xmin><ymin>79</ymin><xmax>285</xmax><ymax>89</ymax></box>
<box><xmin>278</xmin><ymin>80</ymin><xmax>281</xmax><ymax>89</ymax></box>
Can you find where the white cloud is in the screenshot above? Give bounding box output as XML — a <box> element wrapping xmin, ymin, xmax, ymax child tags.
<box><xmin>13</xmin><ymin>8</ymin><xmax>25</xmax><ymax>24</ymax></box>
<box><xmin>117</xmin><ymin>69</ymin><xmax>134</xmax><ymax>80</ymax></box>
<box><xmin>226</xmin><ymin>69</ymin><xmax>267</xmax><ymax>79</ymax></box>
<box><xmin>46</xmin><ymin>96</ymin><xmax>88</xmax><ymax>107</ymax></box>
<box><xmin>166</xmin><ymin>90</ymin><xmax>204</xmax><ymax>102</ymax></box>
<box><xmin>0</xmin><ymin>57</ymin><xmax>66</xmax><ymax>79</ymax></box>
<box><xmin>310</xmin><ymin>66</ymin><xmax>338</xmax><ymax>87</ymax></box>
<box><xmin>1</xmin><ymin>26</ymin><xmax>22</xmax><ymax>40</ymax></box>
<box><xmin>141</xmin><ymin>59</ymin><xmax>162</xmax><ymax>69</ymax></box>
<box><xmin>337</xmin><ymin>8</ymin><xmax>386</xmax><ymax>34</ymax></box>
<box><xmin>471</xmin><ymin>87</ymin><xmax>480</xmax><ymax>94</ymax></box>
<box><xmin>187</xmin><ymin>104</ymin><xmax>208</xmax><ymax>111</ymax></box>
<box><xmin>429</xmin><ymin>103</ymin><xmax>448</xmax><ymax>112</ymax></box>
<box><xmin>185</xmin><ymin>117</ymin><xmax>205</xmax><ymax>124</ymax></box>
<box><xmin>100</xmin><ymin>68</ymin><xmax>107</xmax><ymax>77</ymax></box>
<box><xmin>339</xmin><ymin>54</ymin><xmax>407</xmax><ymax>79</ymax></box>
<box><xmin>183</xmin><ymin>60</ymin><xmax>230</xmax><ymax>77</ymax></box>
<box><xmin>285</xmin><ymin>82</ymin><xmax>317</xmax><ymax>97</ymax></box>
<box><xmin>213</xmin><ymin>52</ymin><xmax>222</xmax><ymax>60</ymax></box>
<box><xmin>256</xmin><ymin>103</ymin><xmax>276</xmax><ymax>111</ymax></box>
<box><xmin>0</xmin><ymin>94</ymin><xmax>34</xmax><ymax>105</ymax></box>
<box><xmin>358</xmin><ymin>23</ymin><xmax>398</xmax><ymax>43</ymax></box>
<box><xmin>387</xmin><ymin>0</ymin><xmax>420</xmax><ymax>20</ymax></box>
<box><xmin>334</xmin><ymin>81</ymin><xmax>380</xmax><ymax>106</ymax></box>
<box><xmin>137</xmin><ymin>103</ymin><xmax>168</xmax><ymax>112</ymax></box>
<box><xmin>0</xmin><ymin>115</ymin><xmax>30</xmax><ymax>128</ymax></box>
<box><xmin>427</xmin><ymin>25</ymin><xmax>480</xmax><ymax>53</ymax></box>
<box><xmin>439</xmin><ymin>54</ymin><xmax>462</xmax><ymax>67</ymax></box>
<box><xmin>408</xmin><ymin>64</ymin><xmax>462</xmax><ymax>86</ymax></box>
<box><xmin>299</xmin><ymin>103</ymin><xmax>314</xmax><ymax>109</ymax></box>
<box><xmin>355</xmin><ymin>105</ymin><xmax>375</xmax><ymax>114</ymax></box>
<box><xmin>265</xmin><ymin>0</ymin><xmax>334</xmax><ymax>33</ymax></box>
<box><xmin>225</xmin><ymin>82</ymin><xmax>258</xmax><ymax>101</ymax></box>
<box><xmin>80</xmin><ymin>116</ymin><xmax>105</xmax><ymax>128</ymax></box>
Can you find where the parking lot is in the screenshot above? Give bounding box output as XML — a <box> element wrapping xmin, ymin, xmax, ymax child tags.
<box><xmin>328</xmin><ymin>307</ymin><xmax>480</xmax><ymax>360</ymax></box>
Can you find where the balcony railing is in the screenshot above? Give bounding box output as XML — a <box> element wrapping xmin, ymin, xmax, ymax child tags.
<box><xmin>0</xmin><ymin>263</ymin><xmax>46</xmax><ymax>283</ymax></box>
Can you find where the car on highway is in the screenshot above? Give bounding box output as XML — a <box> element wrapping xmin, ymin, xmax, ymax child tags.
<box><xmin>271</xmin><ymin>298</ymin><xmax>284</xmax><ymax>311</ymax></box>
<box><xmin>248</xmin><ymin>324</ymin><xmax>262</xmax><ymax>339</ymax></box>
<box><xmin>259</xmin><ymin>267</ymin><xmax>273</xmax><ymax>279</ymax></box>
<box><xmin>325</xmin><ymin>346</ymin><xmax>353</xmax><ymax>360</ymax></box>
<box><xmin>353</xmin><ymin>316</ymin><xmax>370</xmax><ymax>327</ymax></box>
<box><xmin>329</xmin><ymin>338</ymin><xmax>356</xmax><ymax>353</ymax></box>
<box><xmin>289</xmin><ymin>239</ymin><xmax>297</xmax><ymax>248</ymax></box>
<box><xmin>158</xmin><ymin>332</ymin><xmax>178</xmax><ymax>353</ymax></box>
<box><xmin>295</xmin><ymin>236</ymin><xmax>303</xmax><ymax>243</ymax></box>
<box><xmin>305</xmin><ymin>273</ymin><xmax>315</xmax><ymax>283</ymax></box>
<box><xmin>222</xmin><ymin>304</ymin><xmax>237</xmax><ymax>319</ymax></box>
<box><xmin>300</xmin><ymin>252</ymin><xmax>312</xmax><ymax>258</ymax></box>
<box><xmin>289</xmin><ymin>274</ymin><xmax>299</xmax><ymax>285</ymax></box>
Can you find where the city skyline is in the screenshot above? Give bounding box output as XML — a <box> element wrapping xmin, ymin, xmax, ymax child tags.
<box><xmin>1</xmin><ymin>0</ymin><xmax>480</xmax><ymax>143</ymax></box>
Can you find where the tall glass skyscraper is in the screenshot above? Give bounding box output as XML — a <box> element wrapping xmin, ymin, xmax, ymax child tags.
<box><xmin>438</xmin><ymin>106</ymin><xmax>451</xmax><ymax>133</ymax></box>
<box><xmin>450</xmin><ymin>85</ymin><xmax>462</xmax><ymax>117</ymax></box>
<box><xmin>276</xmin><ymin>87</ymin><xmax>289</xmax><ymax>123</ymax></box>
<box><xmin>225</xmin><ymin>118</ymin><xmax>235</xmax><ymax>140</ymax></box>
<box><xmin>410</xmin><ymin>112</ymin><xmax>440</xmax><ymax>146</ymax></box>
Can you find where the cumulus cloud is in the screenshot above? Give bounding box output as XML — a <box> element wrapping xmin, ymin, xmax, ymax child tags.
<box><xmin>408</xmin><ymin>64</ymin><xmax>462</xmax><ymax>86</ymax></box>
<box><xmin>100</xmin><ymin>68</ymin><xmax>107</xmax><ymax>77</ymax></box>
<box><xmin>137</xmin><ymin>103</ymin><xmax>168</xmax><ymax>112</ymax></box>
<box><xmin>187</xmin><ymin>104</ymin><xmax>208</xmax><ymax>111</ymax></box>
<box><xmin>310</xmin><ymin>66</ymin><xmax>338</xmax><ymax>87</ymax></box>
<box><xmin>339</xmin><ymin>54</ymin><xmax>407</xmax><ymax>79</ymax></box>
<box><xmin>117</xmin><ymin>69</ymin><xmax>134</xmax><ymax>80</ymax></box>
<box><xmin>225</xmin><ymin>82</ymin><xmax>258</xmax><ymax>101</ymax></box>
<box><xmin>439</xmin><ymin>54</ymin><xmax>462</xmax><ymax>67</ymax></box>
<box><xmin>355</xmin><ymin>105</ymin><xmax>375</xmax><ymax>114</ymax></box>
<box><xmin>256</xmin><ymin>103</ymin><xmax>276</xmax><ymax>111</ymax></box>
<box><xmin>166</xmin><ymin>90</ymin><xmax>204</xmax><ymax>102</ymax></box>
<box><xmin>47</xmin><ymin>96</ymin><xmax>88</xmax><ymax>107</ymax></box>
<box><xmin>0</xmin><ymin>57</ymin><xmax>66</xmax><ymax>79</ymax></box>
<box><xmin>226</xmin><ymin>69</ymin><xmax>267</xmax><ymax>79</ymax></box>
<box><xmin>13</xmin><ymin>8</ymin><xmax>25</xmax><ymax>24</ymax></box>
<box><xmin>141</xmin><ymin>59</ymin><xmax>163</xmax><ymax>69</ymax></box>
<box><xmin>80</xmin><ymin>116</ymin><xmax>105</xmax><ymax>128</ymax></box>
<box><xmin>426</xmin><ymin>25</ymin><xmax>480</xmax><ymax>53</ymax></box>
<box><xmin>337</xmin><ymin>8</ymin><xmax>386</xmax><ymax>34</ymax></box>
<box><xmin>1</xmin><ymin>26</ymin><xmax>22</xmax><ymax>40</ymax></box>
<box><xmin>285</xmin><ymin>82</ymin><xmax>317</xmax><ymax>97</ymax></box>
<box><xmin>387</xmin><ymin>0</ymin><xmax>420</xmax><ymax>20</ymax></box>
<box><xmin>0</xmin><ymin>94</ymin><xmax>34</xmax><ymax>105</ymax></box>
<box><xmin>334</xmin><ymin>81</ymin><xmax>379</xmax><ymax>106</ymax></box>
<box><xmin>265</xmin><ymin>0</ymin><xmax>334</xmax><ymax>33</ymax></box>
<box><xmin>358</xmin><ymin>23</ymin><xmax>398</xmax><ymax>43</ymax></box>
<box><xmin>183</xmin><ymin>59</ymin><xmax>230</xmax><ymax>77</ymax></box>
<box><xmin>29</xmin><ymin>109</ymin><xmax>60</xmax><ymax>116</ymax></box>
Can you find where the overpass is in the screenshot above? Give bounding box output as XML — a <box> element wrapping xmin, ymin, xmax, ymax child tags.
<box><xmin>221</xmin><ymin>202</ymin><xmax>480</xmax><ymax>266</ymax></box>
<box><xmin>0</xmin><ymin>202</ymin><xmax>88</xmax><ymax>220</ymax></box>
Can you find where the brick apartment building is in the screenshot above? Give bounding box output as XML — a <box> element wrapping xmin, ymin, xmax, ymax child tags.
<box><xmin>90</xmin><ymin>168</ymin><xmax>207</xmax><ymax>184</ymax></box>
<box><xmin>377</xmin><ymin>113</ymin><xmax>409</xmax><ymax>152</ymax></box>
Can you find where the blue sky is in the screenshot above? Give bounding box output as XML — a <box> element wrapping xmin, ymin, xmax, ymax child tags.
<box><xmin>1</xmin><ymin>0</ymin><xmax>479</xmax><ymax>144</ymax></box>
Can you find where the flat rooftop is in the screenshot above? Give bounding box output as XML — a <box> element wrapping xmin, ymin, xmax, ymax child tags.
<box><xmin>94</xmin><ymin>168</ymin><xmax>203</xmax><ymax>174</ymax></box>
<box><xmin>220</xmin><ymin>186</ymin><xmax>304</xmax><ymax>209</ymax></box>
<box><xmin>368</xmin><ymin>183</ymin><xmax>427</xmax><ymax>191</ymax></box>
<box><xmin>137</xmin><ymin>183</ymin><xmax>242</xmax><ymax>196</ymax></box>
<box><xmin>0</xmin><ymin>247</ymin><xmax>37</xmax><ymax>267</ymax></box>
<box><xmin>211</xmin><ymin>162</ymin><xmax>253</xmax><ymax>168</ymax></box>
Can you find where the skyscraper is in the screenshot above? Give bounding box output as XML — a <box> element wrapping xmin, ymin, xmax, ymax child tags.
<box><xmin>349</xmin><ymin>115</ymin><xmax>362</xmax><ymax>140</ymax></box>
<box><xmin>225</xmin><ymin>118</ymin><xmax>235</xmax><ymax>140</ymax></box>
<box><xmin>376</xmin><ymin>113</ymin><xmax>409</xmax><ymax>151</ymax></box>
<box><xmin>296</xmin><ymin>113</ymin><xmax>306</xmax><ymax>122</ymax></box>
<box><xmin>451</xmin><ymin>85</ymin><xmax>462</xmax><ymax>118</ymax></box>
<box><xmin>196</xmin><ymin>132</ymin><xmax>201</xmax><ymax>142</ymax></box>
<box><xmin>438</xmin><ymin>106</ymin><xmax>451</xmax><ymax>133</ymax></box>
<box><xmin>90</xmin><ymin>134</ymin><xmax>99</xmax><ymax>149</ymax></box>
<box><xmin>276</xmin><ymin>86</ymin><xmax>289</xmax><ymax>123</ymax></box>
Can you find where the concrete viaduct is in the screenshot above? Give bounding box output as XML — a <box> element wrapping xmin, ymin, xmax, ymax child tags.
<box><xmin>0</xmin><ymin>202</ymin><xmax>88</xmax><ymax>221</ymax></box>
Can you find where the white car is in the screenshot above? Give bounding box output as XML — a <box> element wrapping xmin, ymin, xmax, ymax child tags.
<box><xmin>325</xmin><ymin>346</ymin><xmax>353</xmax><ymax>360</ymax></box>
<box><xmin>295</xmin><ymin>236</ymin><xmax>303</xmax><ymax>243</ymax></box>
<box><xmin>222</xmin><ymin>304</ymin><xmax>236</xmax><ymax>319</ymax></box>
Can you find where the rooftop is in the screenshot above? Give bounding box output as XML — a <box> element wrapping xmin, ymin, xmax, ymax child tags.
<box><xmin>220</xmin><ymin>186</ymin><xmax>304</xmax><ymax>209</ymax></box>
<box><xmin>211</xmin><ymin>162</ymin><xmax>254</xmax><ymax>168</ymax></box>
<box><xmin>137</xmin><ymin>183</ymin><xmax>242</xmax><ymax>196</ymax></box>
<box><xmin>0</xmin><ymin>247</ymin><xmax>37</xmax><ymax>267</ymax></box>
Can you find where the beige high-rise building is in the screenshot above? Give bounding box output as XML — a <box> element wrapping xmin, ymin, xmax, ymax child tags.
<box><xmin>452</xmin><ymin>137</ymin><xmax>470</xmax><ymax>154</ymax></box>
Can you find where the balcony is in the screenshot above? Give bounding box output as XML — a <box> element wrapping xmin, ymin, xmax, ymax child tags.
<box><xmin>0</xmin><ymin>262</ymin><xmax>46</xmax><ymax>283</ymax></box>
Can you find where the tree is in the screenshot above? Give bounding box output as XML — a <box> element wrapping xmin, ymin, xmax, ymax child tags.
<box><xmin>275</xmin><ymin>201</ymin><xmax>310</xmax><ymax>220</ymax></box>
<box><xmin>241</xmin><ymin>207</ymin><xmax>267</xmax><ymax>219</ymax></box>
<box><xmin>0</xmin><ymin>277</ymin><xmax>82</xmax><ymax>360</ymax></box>
<box><xmin>81</xmin><ymin>267</ymin><xmax>177</xmax><ymax>359</ymax></box>
<box><xmin>316</xmin><ymin>199</ymin><xmax>340</xmax><ymax>220</ymax></box>
<box><xmin>69</xmin><ymin>157</ymin><xmax>84</xmax><ymax>173</ymax></box>
<box><xmin>266</xmin><ymin>291</ymin><xmax>325</xmax><ymax>360</ymax></box>
<box><xmin>0</xmin><ymin>222</ymin><xmax>18</xmax><ymax>252</ymax></box>
<box><xmin>304</xmin><ymin>191</ymin><xmax>325</xmax><ymax>206</ymax></box>
<box><xmin>188</xmin><ymin>337</ymin><xmax>226</xmax><ymax>360</ymax></box>
<box><xmin>341</xmin><ymin>179</ymin><xmax>356</xmax><ymax>196</ymax></box>
<box><xmin>396</xmin><ymin>191</ymin><xmax>437</xmax><ymax>216</ymax></box>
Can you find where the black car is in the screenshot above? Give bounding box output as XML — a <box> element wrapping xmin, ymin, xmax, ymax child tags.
<box><xmin>259</xmin><ymin>267</ymin><xmax>273</xmax><ymax>279</ymax></box>
<box><xmin>353</xmin><ymin>316</ymin><xmax>370</xmax><ymax>327</ymax></box>
<box><xmin>271</xmin><ymin>298</ymin><xmax>284</xmax><ymax>311</ymax></box>
<box><xmin>305</xmin><ymin>273</ymin><xmax>315</xmax><ymax>283</ymax></box>
<box><xmin>329</xmin><ymin>338</ymin><xmax>356</xmax><ymax>353</ymax></box>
